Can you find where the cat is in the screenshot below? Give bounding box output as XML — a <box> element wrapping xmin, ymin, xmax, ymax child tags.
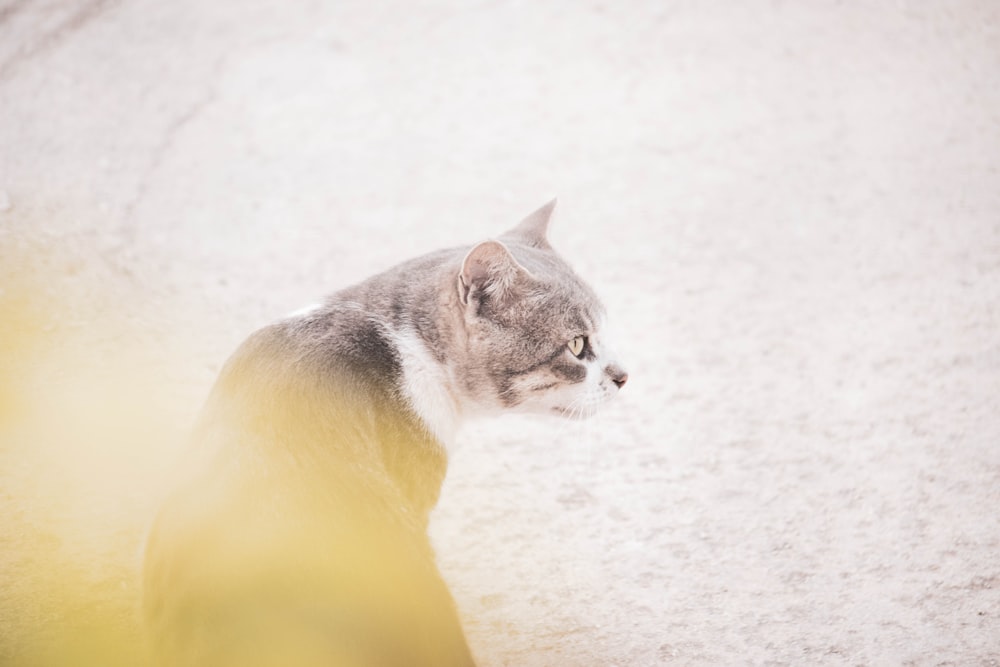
<box><xmin>142</xmin><ymin>200</ymin><xmax>628</xmax><ymax>667</ymax></box>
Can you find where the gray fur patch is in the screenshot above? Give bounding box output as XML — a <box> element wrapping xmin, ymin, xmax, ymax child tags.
<box><xmin>549</xmin><ymin>361</ymin><xmax>587</xmax><ymax>384</ymax></box>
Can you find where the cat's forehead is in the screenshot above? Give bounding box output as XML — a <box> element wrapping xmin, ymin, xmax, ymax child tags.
<box><xmin>525</xmin><ymin>276</ymin><xmax>605</xmax><ymax>338</ymax></box>
<box><xmin>549</xmin><ymin>297</ymin><xmax>602</xmax><ymax>333</ymax></box>
<box><xmin>523</xmin><ymin>245</ymin><xmax>600</xmax><ymax>299</ymax></box>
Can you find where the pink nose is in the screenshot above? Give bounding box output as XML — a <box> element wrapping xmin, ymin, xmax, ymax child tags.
<box><xmin>610</xmin><ymin>368</ymin><xmax>628</xmax><ymax>389</ymax></box>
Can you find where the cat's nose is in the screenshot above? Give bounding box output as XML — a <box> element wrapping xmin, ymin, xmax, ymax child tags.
<box><xmin>607</xmin><ymin>365</ymin><xmax>628</xmax><ymax>389</ymax></box>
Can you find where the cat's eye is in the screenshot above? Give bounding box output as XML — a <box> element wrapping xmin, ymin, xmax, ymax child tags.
<box><xmin>567</xmin><ymin>336</ymin><xmax>586</xmax><ymax>358</ymax></box>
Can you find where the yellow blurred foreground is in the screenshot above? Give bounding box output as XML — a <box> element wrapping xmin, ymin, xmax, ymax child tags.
<box><xmin>1</xmin><ymin>238</ymin><xmax>187</xmax><ymax>666</ymax></box>
<box><xmin>1</xmin><ymin>234</ymin><xmax>477</xmax><ymax>666</ymax></box>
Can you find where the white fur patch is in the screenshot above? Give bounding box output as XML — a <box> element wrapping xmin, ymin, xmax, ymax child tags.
<box><xmin>392</xmin><ymin>329</ymin><xmax>461</xmax><ymax>450</ymax></box>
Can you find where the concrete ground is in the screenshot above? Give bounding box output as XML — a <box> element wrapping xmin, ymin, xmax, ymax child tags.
<box><xmin>1</xmin><ymin>1</ymin><xmax>999</xmax><ymax>665</ymax></box>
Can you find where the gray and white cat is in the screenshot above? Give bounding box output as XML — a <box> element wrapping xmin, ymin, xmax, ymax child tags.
<box><xmin>143</xmin><ymin>201</ymin><xmax>627</xmax><ymax>667</ymax></box>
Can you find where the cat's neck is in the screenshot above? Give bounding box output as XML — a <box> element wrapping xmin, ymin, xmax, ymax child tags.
<box><xmin>379</xmin><ymin>263</ymin><xmax>471</xmax><ymax>451</ymax></box>
<box><xmin>390</xmin><ymin>325</ymin><xmax>463</xmax><ymax>448</ymax></box>
<box><xmin>329</xmin><ymin>256</ymin><xmax>488</xmax><ymax>452</ymax></box>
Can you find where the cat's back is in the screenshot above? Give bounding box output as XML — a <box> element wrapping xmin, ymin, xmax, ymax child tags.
<box><xmin>143</xmin><ymin>294</ymin><xmax>466</xmax><ymax>667</ymax></box>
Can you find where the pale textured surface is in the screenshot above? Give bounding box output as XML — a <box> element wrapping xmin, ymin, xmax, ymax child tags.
<box><xmin>2</xmin><ymin>1</ymin><xmax>999</xmax><ymax>665</ymax></box>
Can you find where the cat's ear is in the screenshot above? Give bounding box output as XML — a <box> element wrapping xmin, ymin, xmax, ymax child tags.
<box><xmin>501</xmin><ymin>198</ymin><xmax>557</xmax><ymax>249</ymax></box>
<box><xmin>458</xmin><ymin>240</ymin><xmax>530</xmax><ymax>309</ymax></box>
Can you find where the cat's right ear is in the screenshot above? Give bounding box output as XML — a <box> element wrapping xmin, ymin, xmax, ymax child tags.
<box><xmin>501</xmin><ymin>198</ymin><xmax>556</xmax><ymax>250</ymax></box>
<box><xmin>458</xmin><ymin>241</ymin><xmax>529</xmax><ymax>309</ymax></box>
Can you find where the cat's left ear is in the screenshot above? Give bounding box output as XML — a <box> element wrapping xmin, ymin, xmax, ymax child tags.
<box><xmin>501</xmin><ymin>198</ymin><xmax>556</xmax><ymax>250</ymax></box>
<box><xmin>458</xmin><ymin>240</ymin><xmax>531</xmax><ymax>309</ymax></box>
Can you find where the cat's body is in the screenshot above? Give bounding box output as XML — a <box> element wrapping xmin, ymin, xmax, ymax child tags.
<box><xmin>143</xmin><ymin>201</ymin><xmax>627</xmax><ymax>666</ymax></box>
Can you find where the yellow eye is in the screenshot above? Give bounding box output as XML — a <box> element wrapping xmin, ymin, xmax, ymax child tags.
<box><xmin>567</xmin><ymin>336</ymin><xmax>586</xmax><ymax>358</ymax></box>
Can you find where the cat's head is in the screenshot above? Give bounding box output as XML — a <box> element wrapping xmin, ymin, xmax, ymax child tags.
<box><xmin>455</xmin><ymin>200</ymin><xmax>627</xmax><ymax>419</ymax></box>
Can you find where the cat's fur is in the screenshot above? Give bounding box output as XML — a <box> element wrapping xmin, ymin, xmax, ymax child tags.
<box><xmin>143</xmin><ymin>201</ymin><xmax>627</xmax><ymax>667</ymax></box>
